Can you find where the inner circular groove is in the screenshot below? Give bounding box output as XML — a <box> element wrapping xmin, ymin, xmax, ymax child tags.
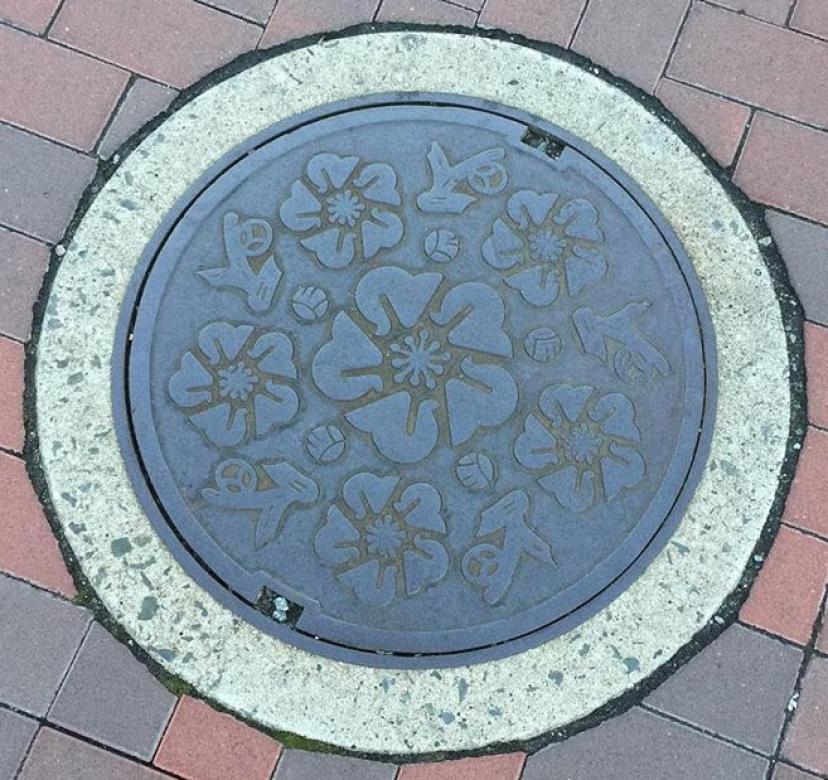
<box><xmin>115</xmin><ymin>95</ymin><xmax>717</xmax><ymax>667</ymax></box>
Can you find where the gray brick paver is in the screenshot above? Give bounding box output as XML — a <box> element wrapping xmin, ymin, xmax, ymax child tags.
<box><xmin>48</xmin><ymin>623</ymin><xmax>176</xmax><ymax>760</ymax></box>
<box><xmin>645</xmin><ymin>624</ymin><xmax>803</xmax><ymax>754</ymax></box>
<box><xmin>0</xmin><ymin>574</ymin><xmax>90</xmax><ymax>716</ymax></box>
<box><xmin>273</xmin><ymin>749</ymin><xmax>397</xmax><ymax>779</ymax></box>
<box><xmin>0</xmin><ymin>707</ymin><xmax>38</xmax><ymax>778</ymax></box>
<box><xmin>523</xmin><ymin>707</ymin><xmax>769</xmax><ymax>779</ymax></box>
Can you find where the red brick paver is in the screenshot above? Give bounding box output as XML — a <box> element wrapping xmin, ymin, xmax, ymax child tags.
<box><xmin>740</xmin><ymin>525</ymin><xmax>828</xmax><ymax>644</ymax></box>
<box><xmin>154</xmin><ymin>696</ymin><xmax>282</xmax><ymax>780</ymax></box>
<box><xmin>655</xmin><ymin>78</ymin><xmax>750</xmax><ymax>166</ymax></box>
<box><xmin>805</xmin><ymin>323</ymin><xmax>828</xmax><ymax>430</ymax></box>
<box><xmin>669</xmin><ymin>3</ymin><xmax>828</xmax><ymax>130</ymax></box>
<box><xmin>0</xmin><ymin>25</ymin><xmax>128</xmax><ymax>152</ymax></box>
<box><xmin>51</xmin><ymin>0</ymin><xmax>261</xmax><ymax>89</ymax></box>
<box><xmin>0</xmin><ymin>123</ymin><xmax>96</xmax><ymax>243</ymax></box>
<box><xmin>784</xmin><ymin>427</ymin><xmax>828</xmax><ymax>540</ymax></box>
<box><xmin>398</xmin><ymin>753</ymin><xmax>526</xmax><ymax>780</ymax></box>
<box><xmin>0</xmin><ymin>452</ymin><xmax>75</xmax><ymax>596</ymax></box>
<box><xmin>478</xmin><ymin>0</ymin><xmax>587</xmax><ymax>47</ymax></box>
<box><xmin>0</xmin><ymin>228</ymin><xmax>49</xmax><ymax>342</ymax></box>
<box><xmin>0</xmin><ymin>335</ymin><xmax>24</xmax><ymax>452</ymax></box>
<box><xmin>19</xmin><ymin>728</ymin><xmax>173</xmax><ymax>780</ymax></box>
<box><xmin>199</xmin><ymin>0</ymin><xmax>277</xmax><ymax>25</ymax></box>
<box><xmin>0</xmin><ymin>0</ymin><xmax>61</xmax><ymax>34</ymax></box>
<box><xmin>708</xmin><ymin>0</ymin><xmax>792</xmax><ymax>25</ymax></box>
<box><xmin>773</xmin><ymin>763</ymin><xmax>824</xmax><ymax>780</ymax></box>
<box><xmin>376</xmin><ymin>0</ymin><xmax>476</xmax><ymax>25</ymax></box>
<box><xmin>735</xmin><ymin>113</ymin><xmax>828</xmax><ymax>225</ymax></box>
<box><xmin>260</xmin><ymin>0</ymin><xmax>379</xmax><ymax>48</ymax></box>
<box><xmin>572</xmin><ymin>0</ymin><xmax>689</xmax><ymax>93</ymax></box>
<box><xmin>782</xmin><ymin>656</ymin><xmax>828</xmax><ymax>775</ymax></box>
<box><xmin>791</xmin><ymin>0</ymin><xmax>828</xmax><ymax>40</ymax></box>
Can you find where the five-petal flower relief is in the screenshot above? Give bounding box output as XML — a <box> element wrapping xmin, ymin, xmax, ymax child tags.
<box><xmin>168</xmin><ymin>322</ymin><xmax>299</xmax><ymax>447</ymax></box>
<box><xmin>279</xmin><ymin>153</ymin><xmax>404</xmax><ymax>269</ymax></box>
<box><xmin>311</xmin><ymin>266</ymin><xmax>518</xmax><ymax>464</ymax></box>
<box><xmin>513</xmin><ymin>384</ymin><xmax>645</xmax><ymax>512</ymax></box>
<box><xmin>482</xmin><ymin>190</ymin><xmax>608</xmax><ymax>306</ymax></box>
<box><xmin>314</xmin><ymin>472</ymin><xmax>450</xmax><ymax>606</ymax></box>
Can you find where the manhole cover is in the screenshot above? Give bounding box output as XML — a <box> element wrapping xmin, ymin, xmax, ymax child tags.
<box><xmin>116</xmin><ymin>96</ymin><xmax>715</xmax><ymax>665</ymax></box>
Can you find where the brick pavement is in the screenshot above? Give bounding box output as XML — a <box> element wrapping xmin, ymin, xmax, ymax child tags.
<box><xmin>1</xmin><ymin>1</ymin><xmax>826</xmax><ymax>777</ymax></box>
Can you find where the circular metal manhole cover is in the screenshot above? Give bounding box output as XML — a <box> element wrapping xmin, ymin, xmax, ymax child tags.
<box><xmin>116</xmin><ymin>96</ymin><xmax>715</xmax><ymax>666</ymax></box>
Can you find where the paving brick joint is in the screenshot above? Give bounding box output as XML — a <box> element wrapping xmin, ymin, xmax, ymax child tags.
<box><xmin>0</xmin><ymin>0</ymin><xmax>826</xmax><ymax>777</ymax></box>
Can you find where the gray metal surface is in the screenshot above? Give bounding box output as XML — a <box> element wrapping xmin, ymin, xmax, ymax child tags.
<box><xmin>116</xmin><ymin>96</ymin><xmax>716</xmax><ymax>666</ymax></box>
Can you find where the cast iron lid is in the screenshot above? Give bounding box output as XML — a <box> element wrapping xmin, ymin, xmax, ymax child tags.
<box><xmin>115</xmin><ymin>95</ymin><xmax>716</xmax><ymax>667</ymax></box>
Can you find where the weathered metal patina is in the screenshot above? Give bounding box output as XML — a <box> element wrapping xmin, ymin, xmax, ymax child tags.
<box><xmin>116</xmin><ymin>96</ymin><xmax>715</xmax><ymax>666</ymax></box>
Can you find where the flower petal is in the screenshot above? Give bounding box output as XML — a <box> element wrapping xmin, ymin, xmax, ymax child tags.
<box><xmin>197</xmin><ymin>322</ymin><xmax>253</xmax><ymax>364</ymax></box>
<box><xmin>403</xmin><ymin>538</ymin><xmax>449</xmax><ymax>596</ymax></box>
<box><xmin>346</xmin><ymin>392</ymin><xmax>439</xmax><ymax>464</ymax></box>
<box><xmin>354</xmin><ymin>163</ymin><xmax>402</xmax><ymax>206</ymax></box>
<box><xmin>538</xmin><ymin>465</ymin><xmax>596</xmax><ymax>512</ymax></box>
<box><xmin>338</xmin><ymin>559</ymin><xmax>397</xmax><ymax>606</ymax></box>
<box><xmin>513</xmin><ymin>413</ymin><xmax>559</xmax><ymax>470</ymax></box>
<box><xmin>253</xmin><ymin>384</ymin><xmax>299</xmax><ymax>436</ymax></box>
<box><xmin>314</xmin><ymin>505</ymin><xmax>360</xmax><ymax>566</ymax></box>
<box><xmin>564</xmin><ymin>245</ymin><xmax>607</xmax><ymax>296</ymax></box>
<box><xmin>431</xmin><ymin>281</ymin><xmax>512</xmax><ymax>358</ymax></box>
<box><xmin>361</xmin><ymin>209</ymin><xmax>404</xmax><ymax>259</ymax></box>
<box><xmin>394</xmin><ymin>483</ymin><xmax>445</xmax><ymax>533</ymax></box>
<box><xmin>445</xmin><ymin>358</ymin><xmax>518</xmax><ymax>447</ymax></box>
<box><xmin>306</xmin><ymin>153</ymin><xmax>359</xmax><ymax>193</ymax></box>
<box><xmin>601</xmin><ymin>443</ymin><xmax>645</xmax><ymax>501</ymax></box>
<box><xmin>504</xmin><ymin>266</ymin><xmax>560</xmax><ymax>306</ymax></box>
<box><xmin>190</xmin><ymin>403</ymin><xmax>246</xmax><ymax>447</ymax></box>
<box><xmin>248</xmin><ymin>331</ymin><xmax>296</xmax><ymax>379</ymax></box>
<box><xmin>279</xmin><ymin>179</ymin><xmax>322</xmax><ymax>232</ymax></box>
<box><xmin>590</xmin><ymin>392</ymin><xmax>640</xmax><ymax>442</ymax></box>
<box><xmin>168</xmin><ymin>351</ymin><xmax>213</xmax><ymax>407</ymax></box>
<box><xmin>506</xmin><ymin>190</ymin><xmax>558</xmax><ymax>228</ymax></box>
<box><xmin>538</xmin><ymin>384</ymin><xmax>593</xmax><ymax>425</ymax></box>
<box><xmin>312</xmin><ymin>312</ymin><xmax>382</xmax><ymax>401</ymax></box>
<box><xmin>482</xmin><ymin>219</ymin><xmax>523</xmax><ymax>270</ymax></box>
<box><xmin>342</xmin><ymin>472</ymin><xmax>399</xmax><ymax>517</ymax></box>
<box><xmin>301</xmin><ymin>227</ymin><xmax>356</xmax><ymax>269</ymax></box>
<box><xmin>555</xmin><ymin>198</ymin><xmax>603</xmax><ymax>241</ymax></box>
<box><xmin>355</xmin><ymin>266</ymin><xmax>442</xmax><ymax>336</ymax></box>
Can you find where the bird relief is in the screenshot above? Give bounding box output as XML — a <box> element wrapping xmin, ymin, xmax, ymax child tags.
<box><xmin>197</xmin><ymin>212</ymin><xmax>283</xmax><ymax>312</ymax></box>
<box><xmin>202</xmin><ymin>458</ymin><xmax>319</xmax><ymax>549</ymax></box>
<box><xmin>416</xmin><ymin>141</ymin><xmax>508</xmax><ymax>214</ymax></box>
<box><xmin>461</xmin><ymin>489</ymin><xmax>555</xmax><ymax>605</ymax></box>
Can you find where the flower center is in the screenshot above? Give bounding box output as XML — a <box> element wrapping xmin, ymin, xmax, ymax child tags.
<box><xmin>217</xmin><ymin>362</ymin><xmax>257</xmax><ymax>401</ymax></box>
<box><xmin>528</xmin><ymin>229</ymin><xmax>566</xmax><ymax>263</ymax></box>
<box><xmin>326</xmin><ymin>189</ymin><xmax>365</xmax><ymax>227</ymax></box>
<box><xmin>390</xmin><ymin>329</ymin><xmax>452</xmax><ymax>390</ymax></box>
<box><xmin>365</xmin><ymin>514</ymin><xmax>406</xmax><ymax>559</ymax></box>
<box><xmin>564</xmin><ymin>423</ymin><xmax>604</xmax><ymax>464</ymax></box>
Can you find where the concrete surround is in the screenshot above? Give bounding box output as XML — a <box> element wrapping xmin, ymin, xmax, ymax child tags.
<box><xmin>34</xmin><ymin>32</ymin><xmax>791</xmax><ymax>754</ymax></box>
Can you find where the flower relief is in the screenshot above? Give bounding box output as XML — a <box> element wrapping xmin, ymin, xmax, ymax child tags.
<box><xmin>482</xmin><ymin>190</ymin><xmax>608</xmax><ymax>306</ymax></box>
<box><xmin>279</xmin><ymin>153</ymin><xmax>404</xmax><ymax>269</ymax></box>
<box><xmin>168</xmin><ymin>322</ymin><xmax>299</xmax><ymax>447</ymax></box>
<box><xmin>311</xmin><ymin>266</ymin><xmax>518</xmax><ymax>464</ymax></box>
<box><xmin>514</xmin><ymin>384</ymin><xmax>645</xmax><ymax>512</ymax></box>
<box><xmin>314</xmin><ymin>472</ymin><xmax>450</xmax><ymax>606</ymax></box>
